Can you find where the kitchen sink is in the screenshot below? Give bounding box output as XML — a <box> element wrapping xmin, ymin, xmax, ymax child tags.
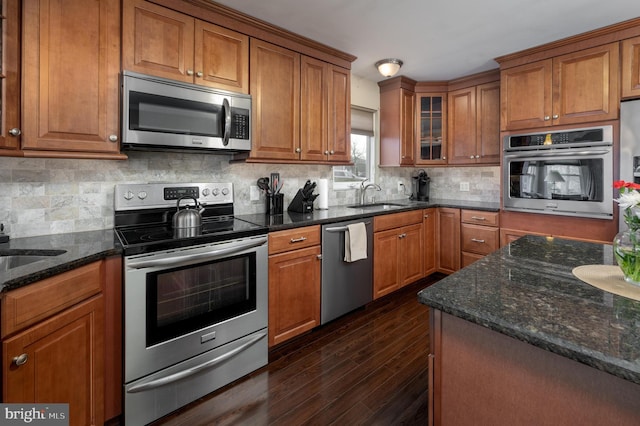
<box><xmin>0</xmin><ymin>249</ymin><xmax>67</xmax><ymax>270</ymax></box>
<box><xmin>346</xmin><ymin>202</ymin><xmax>407</xmax><ymax>210</ymax></box>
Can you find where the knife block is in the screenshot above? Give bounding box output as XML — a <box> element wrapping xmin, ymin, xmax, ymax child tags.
<box><xmin>287</xmin><ymin>189</ymin><xmax>314</xmax><ymax>213</ymax></box>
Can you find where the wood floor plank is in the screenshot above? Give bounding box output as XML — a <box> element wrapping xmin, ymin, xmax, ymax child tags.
<box><xmin>152</xmin><ymin>277</ymin><xmax>438</xmax><ymax>426</ymax></box>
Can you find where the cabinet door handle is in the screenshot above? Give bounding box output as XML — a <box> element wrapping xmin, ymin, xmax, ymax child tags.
<box><xmin>186</xmin><ymin>69</ymin><xmax>194</xmax><ymax>76</ymax></box>
<box><xmin>295</xmin><ymin>147</ymin><xmax>301</xmax><ymax>153</ymax></box>
<box><xmin>109</xmin><ymin>134</ymin><xmax>118</xmax><ymax>142</ymax></box>
<box><xmin>290</xmin><ymin>236</ymin><xmax>308</xmax><ymax>243</ymax></box>
<box><xmin>544</xmin><ymin>116</ymin><xmax>550</xmax><ymax>121</ymax></box>
<box><xmin>471</xmin><ymin>238</ymin><xmax>485</xmax><ymax>243</ymax></box>
<box><xmin>9</xmin><ymin>128</ymin><xmax>21</xmax><ymax>137</ymax></box>
<box><xmin>471</xmin><ymin>216</ymin><xmax>486</xmax><ymax>221</ymax></box>
<box><xmin>324</xmin><ymin>150</ymin><xmax>329</xmax><ymax>155</ymax></box>
<box><xmin>475</xmin><ymin>155</ymin><xmax>480</xmax><ymax>159</ymax></box>
<box><xmin>398</xmin><ymin>233</ymin><xmax>406</xmax><ymax>239</ymax></box>
<box><xmin>196</xmin><ymin>71</ymin><xmax>204</xmax><ymax>78</ymax></box>
<box><xmin>424</xmin><ymin>214</ymin><xmax>429</xmax><ymax>218</ymax></box>
<box><xmin>552</xmin><ymin>114</ymin><xmax>559</xmax><ymax>119</ymax></box>
<box><xmin>330</xmin><ymin>150</ymin><xmax>334</xmax><ymax>155</ymax></box>
<box><xmin>12</xmin><ymin>353</ymin><xmax>28</xmax><ymax>367</ymax></box>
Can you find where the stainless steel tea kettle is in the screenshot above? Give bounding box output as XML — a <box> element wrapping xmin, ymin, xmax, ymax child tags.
<box><xmin>172</xmin><ymin>196</ymin><xmax>205</xmax><ymax>230</ymax></box>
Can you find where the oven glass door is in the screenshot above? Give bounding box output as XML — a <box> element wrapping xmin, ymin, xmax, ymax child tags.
<box><xmin>146</xmin><ymin>252</ymin><xmax>256</xmax><ymax>347</ymax></box>
<box><xmin>507</xmin><ymin>156</ymin><xmax>605</xmax><ymax>202</ymax></box>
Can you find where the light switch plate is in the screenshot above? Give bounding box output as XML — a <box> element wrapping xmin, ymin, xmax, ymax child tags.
<box><xmin>250</xmin><ymin>185</ymin><xmax>261</xmax><ymax>201</ymax></box>
<box><xmin>460</xmin><ymin>182</ymin><xmax>470</xmax><ymax>192</ymax></box>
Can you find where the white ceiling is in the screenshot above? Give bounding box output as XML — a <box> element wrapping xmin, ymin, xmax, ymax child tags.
<box><xmin>214</xmin><ymin>0</ymin><xmax>640</xmax><ymax>83</ymax></box>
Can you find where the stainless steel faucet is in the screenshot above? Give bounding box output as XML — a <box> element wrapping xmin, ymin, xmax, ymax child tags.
<box><xmin>361</xmin><ymin>182</ymin><xmax>382</xmax><ymax>204</ymax></box>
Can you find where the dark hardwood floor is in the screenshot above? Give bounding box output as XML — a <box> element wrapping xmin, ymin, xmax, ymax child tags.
<box><xmin>152</xmin><ymin>275</ymin><xmax>441</xmax><ymax>426</ymax></box>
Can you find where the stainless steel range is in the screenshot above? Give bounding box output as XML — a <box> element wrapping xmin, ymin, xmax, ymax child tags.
<box><xmin>114</xmin><ymin>182</ymin><xmax>268</xmax><ymax>426</ymax></box>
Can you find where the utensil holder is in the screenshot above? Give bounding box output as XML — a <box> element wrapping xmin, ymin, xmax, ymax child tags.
<box><xmin>267</xmin><ymin>193</ymin><xmax>284</xmax><ymax>215</ymax></box>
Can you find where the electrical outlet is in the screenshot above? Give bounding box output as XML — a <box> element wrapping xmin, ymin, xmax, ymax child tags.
<box><xmin>250</xmin><ymin>185</ymin><xmax>261</xmax><ymax>201</ymax></box>
<box><xmin>460</xmin><ymin>182</ymin><xmax>470</xmax><ymax>192</ymax></box>
<box><xmin>397</xmin><ymin>181</ymin><xmax>404</xmax><ymax>192</ymax></box>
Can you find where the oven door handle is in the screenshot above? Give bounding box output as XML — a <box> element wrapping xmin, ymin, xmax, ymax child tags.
<box><xmin>127</xmin><ymin>237</ymin><xmax>267</xmax><ymax>269</ymax></box>
<box><xmin>126</xmin><ymin>331</ymin><xmax>266</xmax><ymax>393</ymax></box>
<box><xmin>504</xmin><ymin>149</ymin><xmax>610</xmax><ymax>159</ymax></box>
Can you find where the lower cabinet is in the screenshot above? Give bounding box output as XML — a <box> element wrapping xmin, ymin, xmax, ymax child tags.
<box><xmin>460</xmin><ymin>209</ymin><xmax>500</xmax><ymax>267</ymax></box>
<box><xmin>436</xmin><ymin>208</ymin><xmax>461</xmax><ymax>274</ymax></box>
<box><xmin>423</xmin><ymin>208</ymin><xmax>437</xmax><ymax>276</ymax></box>
<box><xmin>373</xmin><ymin>210</ymin><xmax>424</xmax><ymax>299</ymax></box>
<box><xmin>268</xmin><ymin>226</ymin><xmax>321</xmax><ymax>347</ymax></box>
<box><xmin>1</xmin><ymin>257</ymin><xmax>122</xmax><ymax>426</ymax></box>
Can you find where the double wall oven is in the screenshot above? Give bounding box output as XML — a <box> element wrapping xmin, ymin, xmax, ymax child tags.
<box><xmin>503</xmin><ymin>125</ymin><xmax>614</xmax><ymax>220</ymax></box>
<box><xmin>114</xmin><ymin>183</ymin><xmax>268</xmax><ymax>426</ymax></box>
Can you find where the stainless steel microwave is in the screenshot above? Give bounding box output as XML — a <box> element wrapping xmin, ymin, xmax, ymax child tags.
<box><xmin>121</xmin><ymin>71</ymin><xmax>251</xmax><ymax>153</ymax></box>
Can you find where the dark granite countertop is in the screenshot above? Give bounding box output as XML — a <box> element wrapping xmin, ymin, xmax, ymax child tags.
<box><xmin>0</xmin><ymin>198</ymin><xmax>497</xmax><ymax>293</ymax></box>
<box><xmin>238</xmin><ymin>198</ymin><xmax>499</xmax><ymax>231</ymax></box>
<box><xmin>418</xmin><ymin>235</ymin><xmax>640</xmax><ymax>385</ymax></box>
<box><xmin>0</xmin><ymin>229</ymin><xmax>122</xmax><ymax>293</ymax></box>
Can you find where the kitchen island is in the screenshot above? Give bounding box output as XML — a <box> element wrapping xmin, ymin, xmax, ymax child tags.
<box><xmin>418</xmin><ymin>235</ymin><xmax>640</xmax><ymax>425</ymax></box>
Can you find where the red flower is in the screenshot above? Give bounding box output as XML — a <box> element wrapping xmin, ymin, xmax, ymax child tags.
<box><xmin>615</xmin><ymin>180</ymin><xmax>640</xmax><ymax>190</ymax></box>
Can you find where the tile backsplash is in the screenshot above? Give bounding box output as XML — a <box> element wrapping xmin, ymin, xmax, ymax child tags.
<box><xmin>0</xmin><ymin>152</ymin><xmax>499</xmax><ymax>239</ymax></box>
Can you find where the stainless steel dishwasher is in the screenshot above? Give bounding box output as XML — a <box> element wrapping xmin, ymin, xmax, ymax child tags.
<box><xmin>321</xmin><ymin>218</ymin><xmax>373</xmax><ymax>324</ymax></box>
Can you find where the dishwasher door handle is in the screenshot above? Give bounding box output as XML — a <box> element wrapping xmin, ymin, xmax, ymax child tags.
<box><xmin>325</xmin><ymin>221</ymin><xmax>372</xmax><ymax>233</ymax></box>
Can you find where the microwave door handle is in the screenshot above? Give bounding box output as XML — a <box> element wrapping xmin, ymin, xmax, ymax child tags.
<box><xmin>222</xmin><ymin>98</ymin><xmax>231</xmax><ymax>146</ymax></box>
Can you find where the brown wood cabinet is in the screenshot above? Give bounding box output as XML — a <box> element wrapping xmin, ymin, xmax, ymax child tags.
<box><xmin>0</xmin><ymin>0</ymin><xmax>20</xmax><ymax>155</ymax></box>
<box><xmin>248</xmin><ymin>39</ymin><xmax>350</xmax><ymax>163</ymax></box>
<box><xmin>379</xmin><ymin>76</ymin><xmax>417</xmax><ymax>166</ymax></box>
<box><xmin>373</xmin><ymin>211</ymin><xmax>423</xmax><ymax>299</ymax></box>
<box><xmin>501</xmin><ymin>43</ymin><xmax>620</xmax><ymax>131</ymax></box>
<box><xmin>123</xmin><ymin>0</ymin><xmax>249</xmax><ymax>93</ymax></box>
<box><xmin>436</xmin><ymin>208</ymin><xmax>461</xmax><ymax>274</ymax></box>
<box><xmin>622</xmin><ymin>36</ymin><xmax>640</xmax><ymax>99</ymax></box>
<box><xmin>447</xmin><ymin>81</ymin><xmax>500</xmax><ymax>165</ymax></box>
<box><xmin>1</xmin><ymin>257</ymin><xmax>122</xmax><ymax>425</ymax></box>
<box><xmin>423</xmin><ymin>208</ymin><xmax>437</xmax><ymax>276</ymax></box>
<box><xmin>268</xmin><ymin>226</ymin><xmax>321</xmax><ymax>347</ymax></box>
<box><xmin>460</xmin><ymin>209</ymin><xmax>499</xmax><ymax>267</ymax></box>
<box><xmin>20</xmin><ymin>0</ymin><xmax>123</xmax><ymax>159</ymax></box>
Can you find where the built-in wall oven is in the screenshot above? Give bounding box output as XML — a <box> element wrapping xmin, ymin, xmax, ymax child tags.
<box><xmin>115</xmin><ymin>183</ymin><xmax>268</xmax><ymax>426</ymax></box>
<box><xmin>503</xmin><ymin>125</ymin><xmax>614</xmax><ymax>219</ymax></box>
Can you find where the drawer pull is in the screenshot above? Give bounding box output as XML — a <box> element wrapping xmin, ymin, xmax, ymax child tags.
<box><xmin>471</xmin><ymin>216</ymin><xmax>486</xmax><ymax>221</ymax></box>
<box><xmin>13</xmin><ymin>353</ymin><xmax>28</xmax><ymax>367</ymax></box>
<box><xmin>290</xmin><ymin>236</ymin><xmax>308</xmax><ymax>243</ymax></box>
<box><xmin>398</xmin><ymin>233</ymin><xmax>407</xmax><ymax>239</ymax></box>
<box><xmin>471</xmin><ymin>238</ymin><xmax>486</xmax><ymax>243</ymax></box>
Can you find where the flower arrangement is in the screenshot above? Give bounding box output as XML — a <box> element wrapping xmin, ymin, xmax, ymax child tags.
<box><xmin>613</xmin><ymin>180</ymin><xmax>640</xmax><ymax>285</ymax></box>
<box><xmin>614</xmin><ymin>180</ymin><xmax>640</xmax><ymax>230</ymax></box>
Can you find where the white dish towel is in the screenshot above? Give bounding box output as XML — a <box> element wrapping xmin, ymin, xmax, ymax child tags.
<box><xmin>344</xmin><ymin>222</ymin><xmax>367</xmax><ymax>262</ymax></box>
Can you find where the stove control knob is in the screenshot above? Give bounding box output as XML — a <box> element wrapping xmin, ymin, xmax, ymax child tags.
<box><xmin>124</xmin><ymin>190</ymin><xmax>134</xmax><ymax>200</ymax></box>
<box><xmin>212</xmin><ymin>188</ymin><xmax>220</xmax><ymax>196</ymax></box>
<box><xmin>221</xmin><ymin>187</ymin><xmax>229</xmax><ymax>196</ymax></box>
<box><xmin>202</xmin><ymin>188</ymin><xmax>210</xmax><ymax>196</ymax></box>
<box><xmin>138</xmin><ymin>191</ymin><xmax>147</xmax><ymax>200</ymax></box>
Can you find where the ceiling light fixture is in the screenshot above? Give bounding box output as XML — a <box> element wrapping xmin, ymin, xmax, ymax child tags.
<box><xmin>375</xmin><ymin>58</ymin><xmax>403</xmax><ymax>78</ymax></box>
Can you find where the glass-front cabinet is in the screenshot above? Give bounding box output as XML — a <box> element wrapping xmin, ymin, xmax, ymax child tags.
<box><xmin>416</xmin><ymin>93</ymin><xmax>447</xmax><ymax>165</ymax></box>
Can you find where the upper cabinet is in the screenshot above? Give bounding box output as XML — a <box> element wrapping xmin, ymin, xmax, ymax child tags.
<box><xmin>379</xmin><ymin>77</ymin><xmax>416</xmax><ymax>167</ymax></box>
<box><xmin>0</xmin><ymin>0</ymin><xmax>20</xmax><ymax>155</ymax></box>
<box><xmin>123</xmin><ymin>0</ymin><xmax>249</xmax><ymax>93</ymax></box>
<box><xmin>500</xmin><ymin>43</ymin><xmax>619</xmax><ymax>131</ymax></box>
<box><xmin>622</xmin><ymin>36</ymin><xmax>640</xmax><ymax>99</ymax></box>
<box><xmin>247</xmin><ymin>38</ymin><xmax>351</xmax><ymax>163</ymax></box>
<box><xmin>448</xmin><ymin>79</ymin><xmax>500</xmax><ymax>165</ymax></box>
<box><xmin>415</xmin><ymin>82</ymin><xmax>447</xmax><ymax>165</ymax></box>
<box><xmin>18</xmin><ymin>0</ymin><xmax>124</xmax><ymax>159</ymax></box>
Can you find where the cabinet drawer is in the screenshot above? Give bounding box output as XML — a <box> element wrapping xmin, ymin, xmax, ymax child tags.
<box><xmin>269</xmin><ymin>225</ymin><xmax>321</xmax><ymax>255</ymax></box>
<box><xmin>461</xmin><ymin>224</ymin><xmax>499</xmax><ymax>255</ymax></box>
<box><xmin>2</xmin><ymin>260</ymin><xmax>103</xmax><ymax>337</ymax></box>
<box><xmin>374</xmin><ymin>210</ymin><xmax>423</xmax><ymax>232</ymax></box>
<box><xmin>461</xmin><ymin>210</ymin><xmax>499</xmax><ymax>227</ymax></box>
